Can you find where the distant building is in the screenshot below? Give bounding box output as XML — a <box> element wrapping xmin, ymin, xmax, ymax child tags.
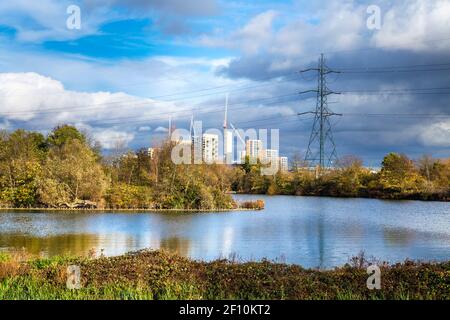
<box><xmin>223</xmin><ymin>129</ymin><xmax>233</xmax><ymax>164</ymax></box>
<box><xmin>261</xmin><ymin>149</ymin><xmax>279</xmax><ymax>171</ymax></box>
<box><xmin>193</xmin><ymin>133</ymin><xmax>219</xmax><ymax>164</ymax></box>
<box><xmin>246</xmin><ymin>140</ymin><xmax>262</xmax><ymax>162</ymax></box>
<box><xmin>262</xmin><ymin>149</ymin><xmax>279</xmax><ymax>164</ymax></box>
<box><xmin>279</xmin><ymin>156</ymin><xmax>288</xmax><ymax>172</ymax></box>
<box><xmin>122</xmin><ymin>152</ymin><xmax>138</xmax><ymax>159</ymax></box>
<box><xmin>147</xmin><ymin>147</ymin><xmax>156</xmax><ymax>159</ymax></box>
<box><xmin>239</xmin><ymin>150</ymin><xmax>247</xmax><ymax>164</ymax></box>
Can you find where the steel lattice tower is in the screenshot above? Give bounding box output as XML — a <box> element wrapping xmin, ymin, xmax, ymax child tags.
<box><xmin>298</xmin><ymin>54</ymin><xmax>342</xmax><ymax>168</ymax></box>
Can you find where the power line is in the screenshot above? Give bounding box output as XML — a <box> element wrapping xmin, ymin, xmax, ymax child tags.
<box><xmin>335</xmin><ymin>62</ymin><xmax>450</xmax><ymax>71</ymax></box>
<box><xmin>312</xmin><ymin>33</ymin><xmax>450</xmax><ymax>56</ymax></box>
<box><xmin>340</xmin><ymin>67</ymin><xmax>450</xmax><ymax>74</ymax></box>
<box><xmin>340</xmin><ymin>87</ymin><xmax>450</xmax><ymax>92</ymax></box>
<box><xmin>3</xmin><ymin>83</ymin><xmax>447</xmax><ymax>118</ymax></box>
<box><xmin>76</xmin><ymin>93</ymin><xmax>300</xmax><ymax>125</ymax></box>
<box><xmin>24</xmin><ymin>93</ymin><xmax>301</xmax><ymax>130</ymax></box>
<box><xmin>0</xmin><ymin>62</ymin><xmax>448</xmax><ymax>118</ymax></box>
<box><xmin>343</xmin><ymin>113</ymin><xmax>450</xmax><ymax>118</ymax></box>
<box><xmin>0</xmin><ymin>76</ymin><xmax>299</xmax><ymax>116</ymax></box>
<box><xmin>341</xmin><ymin>92</ymin><xmax>450</xmax><ymax>96</ymax></box>
<box><xmin>0</xmin><ymin>71</ymin><xmax>298</xmax><ymax>99</ymax></box>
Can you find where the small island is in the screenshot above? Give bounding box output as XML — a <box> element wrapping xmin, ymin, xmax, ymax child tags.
<box><xmin>0</xmin><ymin>125</ymin><xmax>266</xmax><ymax>211</ymax></box>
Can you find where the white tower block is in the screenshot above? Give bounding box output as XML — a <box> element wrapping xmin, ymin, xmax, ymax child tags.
<box><xmin>223</xmin><ymin>94</ymin><xmax>233</xmax><ymax>164</ymax></box>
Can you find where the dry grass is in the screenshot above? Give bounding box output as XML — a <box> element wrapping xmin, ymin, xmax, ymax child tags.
<box><xmin>0</xmin><ymin>250</ymin><xmax>32</xmax><ymax>279</ymax></box>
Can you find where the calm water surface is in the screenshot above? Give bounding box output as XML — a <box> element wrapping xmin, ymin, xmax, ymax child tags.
<box><xmin>1</xmin><ymin>195</ymin><xmax>449</xmax><ymax>268</ymax></box>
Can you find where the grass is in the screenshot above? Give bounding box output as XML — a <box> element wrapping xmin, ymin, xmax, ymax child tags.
<box><xmin>0</xmin><ymin>250</ymin><xmax>449</xmax><ymax>300</ymax></box>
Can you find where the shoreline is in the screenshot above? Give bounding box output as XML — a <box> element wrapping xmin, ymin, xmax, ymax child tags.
<box><xmin>0</xmin><ymin>207</ymin><xmax>259</xmax><ymax>213</ymax></box>
<box><xmin>2</xmin><ymin>192</ymin><xmax>449</xmax><ymax>212</ymax></box>
<box><xmin>0</xmin><ymin>199</ymin><xmax>265</xmax><ymax>212</ymax></box>
<box><xmin>233</xmin><ymin>192</ymin><xmax>450</xmax><ymax>202</ymax></box>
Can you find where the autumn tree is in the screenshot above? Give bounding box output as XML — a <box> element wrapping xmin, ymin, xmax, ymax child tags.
<box><xmin>38</xmin><ymin>131</ymin><xmax>108</xmax><ymax>207</ymax></box>
<box><xmin>0</xmin><ymin>130</ymin><xmax>46</xmax><ymax>207</ymax></box>
<box><xmin>378</xmin><ymin>153</ymin><xmax>425</xmax><ymax>196</ymax></box>
<box><xmin>333</xmin><ymin>155</ymin><xmax>372</xmax><ymax>196</ymax></box>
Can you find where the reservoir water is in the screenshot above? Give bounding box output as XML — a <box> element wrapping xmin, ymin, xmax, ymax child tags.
<box><xmin>1</xmin><ymin>195</ymin><xmax>449</xmax><ymax>268</ymax></box>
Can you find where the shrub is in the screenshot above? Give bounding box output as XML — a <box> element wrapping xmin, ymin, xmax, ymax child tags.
<box><xmin>239</xmin><ymin>200</ymin><xmax>265</xmax><ymax>210</ymax></box>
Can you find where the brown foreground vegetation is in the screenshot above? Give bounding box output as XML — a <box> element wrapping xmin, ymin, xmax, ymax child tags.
<box><xmin>0</xmin><ymin>250</ymin><xmax>449</xmax><ymax>300</ymax></box>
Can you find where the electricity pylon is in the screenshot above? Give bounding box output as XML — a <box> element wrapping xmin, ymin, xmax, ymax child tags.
<box><xmin>298</xmin><ymin>53</ymin><xmax>342</xmax><ymax>168</ymax></box>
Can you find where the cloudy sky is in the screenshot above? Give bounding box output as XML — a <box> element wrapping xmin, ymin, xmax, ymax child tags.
<box><xmin>0</xmin><ymin>0</ymin><xmax>449</xmax><ymax>166</ymax></box>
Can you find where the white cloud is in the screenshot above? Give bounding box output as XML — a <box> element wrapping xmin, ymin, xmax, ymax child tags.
<box><xmin>138</xmin><ymin>126</ymin><xmax>151</xmax><ymax>131</ymax></box>
<box><xmin>0</xmin><ymin>53</ymin><xmax>284</xmax><ymax>150</ymax></box>
<box><xmin>419</xmin><ymin>121</ymin><xmax>450</xmax><ymax>147</ymax></box>
<box><xmin>199</xmin><ymin>3</ymin><xmax>367</xmax><ymax>70</ymax></box>
<box><xmin>154</xmin><ymin>126</ymin><xmax>168</xmax><ymax>133</ymax></box>
<box><xmin>197</xmin><ymin>10</ymin><xmax>277</xmax><ymax>54</ymax></box>
<box><xmin>0</xmin><ymin>43</ymin><xmax>238</xmax><ymax>104</ymax></box>
<box><xmin>200</xmin><ymin>0</ymin><xmax>450</xmax><ymax>75</ymax></box>
<box><xmin>0</xmin><ymin>72</ymin><xmax>193</xmax><ymax>147</ymax></box>
<box><xmin>0</xmin><ymin>72</ymin><xmax>161</xmax><ymax>122</ymax></box>
<box><xmin>371</xmin><ymin>0</ymin><xmax>450</xmax><ymax>52</ymax></box>
<box><xmin>72</xmin><ymin>122</ymin><xmax>134</xmax><ymax>149</ymax></box>
<box><xmin>235</xmin><ymin>10</ymin><xmax>278</xmax><ymax>55</ymax></box>
<box><xmin>90</xmin><ymin>128</ymin><xmax>135</xmax><ymax>149</ymax></box>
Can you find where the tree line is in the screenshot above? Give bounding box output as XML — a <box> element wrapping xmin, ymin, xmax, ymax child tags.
<box><xmin>231</xmin><ymin>153</ymin><xmax>450</xmax><ymax>201</ymax></box>
<box><xmin>1</xmin><ymin>125</ymin><xmax>448</xmax><ymax>209</ymax></box>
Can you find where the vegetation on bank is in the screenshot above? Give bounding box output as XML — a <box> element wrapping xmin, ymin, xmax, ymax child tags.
<box><xmin>1</xmin><ymin>124</ymin><xmax>448</xmax><ymax>210</ymax></box>
<box><xmin>0</xmin><ymin>250</ymin><xmax>448</xmax><ymax>300</ymax></box>
<box><xmin>0</xmin><ymin>125</ymin><xmax>236</xmax><ymax>210</ymax></box>
<box><xmin>232</xmin><ymin>154</ymin><xmax>450</xmax><ymax>201</ymax></box>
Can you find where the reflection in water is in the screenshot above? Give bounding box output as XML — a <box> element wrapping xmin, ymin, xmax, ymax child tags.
<box><xmin>0</xmin><ymin>233</ymin><xmax>104</xmax><ymax>257</ymax></box>
<box><xmin>160</xmin><ymin>237</ymin><xmax>191</xmax><ymax>257</ymax></box>
<box><xmin>317</xmin><ymin>213</ymin><xmax>325</xmax><ymax>268</ymax></box>
<box><xmin>383</xmin><ymin>228</ymin><xmax>416</xmax><ymax>245</ymax></box>
<box><xmin>0</xmin><ymin>232</ymin><xmax>194</xmax><ymax>259</ymax></box>
<box><xmin>221</xmin><ymin>226</ymin><xmax>234</xmax><ymax>259</ymax></box>
<box><xmin>0</xmin><ymin>195</ymin><xmax>449</xmax><ymax>268</ymax></box>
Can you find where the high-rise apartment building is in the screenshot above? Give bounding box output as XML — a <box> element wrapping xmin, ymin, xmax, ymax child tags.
<box><xmin>246</xmin><ymin>140</ymin><xmax>262</xmax><ymax>161</ymax></box>
<box><xmin>279</xmin><ymin>156</ymin><xmax>288</xmax><ymax>172</ymax></box>
<box><xmin>147</xmin><ymin>147</ymin><xmax>155</xmax><ymax>159</ymax></box>
<box><xmin>199</xmin><ymin>133</ymin><xmax>219</xmax><ymax>164</ymax></box>
<box><xmin>262</xmin><ymin>149</ymin><xmax>279</xmax><ymax>170</ymax></box>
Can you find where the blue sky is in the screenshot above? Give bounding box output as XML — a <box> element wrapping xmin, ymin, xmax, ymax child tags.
<box><xmin>0</xmin><ymin>0</ymin><xmax>449</xmax><ymax>166</ymax></box>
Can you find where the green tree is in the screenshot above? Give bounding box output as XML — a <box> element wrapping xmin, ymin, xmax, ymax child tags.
<box><xmin>378</xmin><ymin>153</ymin><xmax>425</xmax><ymax>196</ymax></box>
<box><xmin>46</xmin><ymin>125</ymin><xmax>86</xmax><ymax>148</ymax></box>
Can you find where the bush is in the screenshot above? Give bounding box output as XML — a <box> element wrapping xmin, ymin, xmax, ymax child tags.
<box><xmin>239</xmin><ymin>200</ymin><xmax>265</xmax><ymax>210</ymax></box>
<box><xmin>105</xmin><ymin>184</ymin><xmax>153</xmax><ymax>209</ymax></box>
